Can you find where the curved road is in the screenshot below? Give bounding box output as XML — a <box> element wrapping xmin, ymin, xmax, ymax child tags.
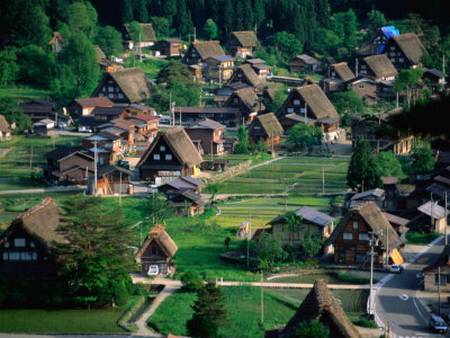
<box><xmin>375</xmin><ymin>237</ymin><xmax>446</xmax><ymax>337</ymax></box>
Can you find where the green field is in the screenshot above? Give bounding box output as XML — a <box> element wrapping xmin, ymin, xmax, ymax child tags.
<box><xmin>148</xmin><ymin>287</ymin><xmax>368</xmax><ymax>338</ymax></box>
<box><xmin>0</xmin><ymin>296</ymin><xmax>140</xmax><ymax>334</ymax></box>
<box><xmin>0</xmin><ymin>135</ymin><xmax>83</xmax><ymax>191</ymax></box>
<box><xmin>0</xmin><ymin>86</ymin><xmax>50</xmax><ymax>100</ymax></box>
<box><xmin>213</xmin><ymin>156</ymin><xmax>350</xmax><ymax>195</ymax></box>
<box><xmin>130</xmin><ymin>58</ymin><xmax>170</xmax><ymax>79</ymax></box>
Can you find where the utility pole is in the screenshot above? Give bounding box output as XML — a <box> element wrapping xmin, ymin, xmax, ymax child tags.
<box><xmin>431</xmin><ymin>192</ymin><xmax>434</xmax><ymax>230</ymax></box>
<box><xmin>445</xmin><ymin>192</ymin><xmax>448</xmax><ymax>246</ymax></box>
<box><xmin>29</xmin><ymin>145</ymin><xmax>34</xmax><ymax>169</ymax></box>
<box><xmin>93</xmin><ymin>140</ymin><xmax>98</xmax><ymax>196</ymax></box>
<box><xmin>304</xmin><ymin>103</ymin><xmax>308</xmax><ymax>124</ymax></box>
<box><xmin>119</xmin><ymin>170</ymin><xmax>122</xmax><ymax>206</ymax></box>
<box><xmin>385</xmin><ymin>228</ymin><xmax>389</xmax><ymax>266</ymax></box>
<box><xmin>260</xmin><ymin>270</ymin><xmax>264</xmax><ymax>324</ymax></box>
<box><xmin>322</xmin><ymin>167</ymin><xmax>325</xmax><ymax>194</ymax></box>
<box><xmin>271</xmin><ymin>130</ymin><xmax>274</xmax><ymax>159</ymax></box>
<box><xmin>368</xmin><ymin>231</ymin><xmax>377</xmax><ymax>317</ymax></box>
<box><xmin>438</xmin><ymin>266</ymin><xmax>442</xmax><ymax>316</ymax></box>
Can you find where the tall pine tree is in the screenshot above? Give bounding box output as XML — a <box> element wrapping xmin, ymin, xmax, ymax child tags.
<box><xmin>133</xmin><ymin>0</ymin><xmax>149</xmax><ymax>22</ymax></box>
<box><xmin>347</xmin><ymin>140</ymin><xmax>382</xmax><ymax>191</ymax></box>
<box><xmin>121</xmin><ymin>0</ymin><xmax>134</xmax><ymax>24</ymax></box>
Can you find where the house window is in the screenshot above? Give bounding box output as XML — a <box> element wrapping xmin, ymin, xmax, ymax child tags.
<box><xmin>343</xmin><ymin>232</ymin><xmax>353</xmax><ymax>240</ymax></box>
<box><xmin>14</xmin><ymin>238</ymin><xmax>26</xmax><ymax>247</ymax></box>
<box><xmin>165</xmin><ymin>154</ymin><xmax>173</xmax><ymax>160</ymax></box>
<box><xmin>300</xmin><ymin>108</ymin><xmax>306</xmax><ymax>114</ymax></box>
<box><xmin>153</xmin><ymin>154</ymin><xmax>160</xmax><ymax>160</ymax></box>
<box><xmin>293</xmin><ymin>99</ymin><xmax>301</xmax><ymax>106</ymax></box>
<box><xmin>108</xmin><ymin>93</ymin><xmax>114</xmax><ymax>98</ymax></box>
<box><xmin>9</xmin><ymin>252</ymin><xmax>20</xmax><ymax>261</ymax></box>
<box><xmin>4</xmin><ymin>242</ymin><xmax>9</xmax><ymax>248</ymax></box>
<box><xmin>435</xmin><ymin>273</ymin><xmax>448</xmax><ymax>285</ymax></box>
<box><xmin>108</xmin><ymin>86</ymin><xmax>114</xmax><ymax>92</ymax></box>
<box><xmin>359</xmin><ymin>233</ymin><xmax>369</xmax><ymax>241</ymax></box>
<box><xmin>2</xmin><ymin>252</ymin><xmax>8</xmax><ymax>260</ymax></box>
<box><xmin>160</xmin><ymin>145</ymin><xmax>166</xmax><ymax>151</ymax></box>
<box><xmin>399</xmin><ymin>58</ymin><xmax>404</xmax><ymax>63</ymax></box>
<box><xmin>287</xmin><ymin>108</ymin><xmax>294</xmax><ymax>113</ymax></box>
<box><xmin>30</xmin><ymin>241</ymin><xmax>35</xmax><ymax>248</ymax></box>
<box><xmin>352</xmin><ymin>221</ymin><xmax>358</xmax><ymax>230</ymax></box>
<box><xmin>118</xmin><ymin>93</ymin><xmax>124</xmax><ymax>99</ymax></box>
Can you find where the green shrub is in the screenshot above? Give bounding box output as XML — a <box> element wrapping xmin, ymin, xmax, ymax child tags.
<box><xmin>353</xmin><ymin>317</ymin><xmax>378</xmax><ymax>328</ymax></box>
<box><xmin>336</xmin><ymin>272</ymin><xmax>370</xmax><ymax>284</ymax></box>
<box><xmin>113</xmin><ymin>280</ymin><xmax>129</xmax><ymax>307</ymax></box>
<box><xmin>181</xmin><ymin>272</ymin><xmax>204</xmax><ymax>292</ymax></box>
<box><xmin>406</xmin><ymin>231</ymin><xmax>440</xmax><ymax>245</ymax></box>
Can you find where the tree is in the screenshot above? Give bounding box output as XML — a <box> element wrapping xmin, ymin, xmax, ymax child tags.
<box><xmin>146</xmin><ymin>193</ymin><xmax>173</xmax><ymax>225</ymax></box>
<box><xmin>121</xmin><ymin>0</ymin><xmax>134</xmax><ymax>24</ymax></box>
<box><xmin>235</xmin><ymin>125</ymin><xmax>250</xmax><ymax>154</ymax></box>
<box><xmin>254</xmin><ymin>232</ymin><xmax>286</xmax><ymax>269</ymax></box>
<box><xmin>203</xmin><ymin>18</ymin><xmax>218</xmax><ymax>40</ymax></box>
<box><xmin>17</xmin><ymin>45</ymin><xmax>55</xmax><ymax>87</ymax></box>
<box><xmin>187</xmin><ymin>281</ymin><xmax>227</xmax><ymax>338</ymax></box>
<box><xmin>0</xmin><ymin>47</ymin><xmax>19</xmax><ymax>87</ymax></box>
<box><xmin>331</xmin><ymin>90</ymin><xmax>364</xmax><ymax>127</ymax></box>
<box><xmin>292</xmin><ymin>320</ymin><xmax>330</xmax><ymax>338</ymax></box>
<box><xmin>174</xmin><ymin>0</ymin><xmax>193</xmax><ymax>39</ymax></box>
<box><xmin>394</xmin><ymin>68</ymin><xmax>424</xmax><ymax>107</ymax></box>
<box><xmin>0</xmin><ymin>98</ymin><xmax>31</xmax><ymax>132</ymax></box>
<box><xmin>267</xmin><ymin>32</ymin><xmax>304</xmax><ymax>65</ymax></box>
<box><xmin>347</xmin><ymin>140</ymin><xmax>382</xmax><ymax>191</ymax></box>
<box><xmin>287</xmin><ymin>124</ymin><xmax>322</xmax><ymax>151</ymax></box>
<box><xmin>67</xmin><ymin>1</ymin><xmax>98</xmax><ymax>40</ymax></box>
<box><xmin>376</xmin><ymin>151</ymin><xmax>405</xmax><ymax>180</ymax></box>
<box><xmin>367</xmin><ymin>10</ymin><xmax>387</xmax><ymax>37</ymax></box>
<box><xmin>133</xmin><ymin>0</ymin><xmax>149</xmax><ymax>22</ymax></box>
<box><xmin>410</xmin><ymin>145</ymin><xmax>436</xmax><ymax>175</ymax></box>
<box><xmin>96</xmin><ymin>26</ymin><xmax>123</xmax><ymax>57</ymax></box>
<box><xmin>150</xmin><ymin>16</ymin><xmax>174</xmax><ymax>38</ymax></box>
<box><xmin>181</xmin><ymin>271</ymin><xmax>203</xmax><ymax>292</ymax></box>
<box><xmin>221</xmin><ymin>0</ymin><xmax>233</xmax><ymax>35</ymax></box>
<box><xmin>58</xmin><ymin>196</ymin><xmax>134</xmax><ymax>307</ymax></box>
<box><xmin>301</xmin><ymin>234</ymin><xmax>323</xmax><ymax>258</ymax></box>
<box><xmin>52</xmin><ymin>33</ymin><xmax>100</xmax><ymax>105</ymax></box>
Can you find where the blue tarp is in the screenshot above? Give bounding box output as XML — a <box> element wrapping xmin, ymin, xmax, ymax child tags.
<box><xmin>376</xmin><ymin>25</ymin><xmax>400</xmax><ymax>54</ymax></box>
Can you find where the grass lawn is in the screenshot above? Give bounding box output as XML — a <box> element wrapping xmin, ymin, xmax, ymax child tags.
<box><xmin>211</xmin><ymin>152</ymin><xmax>272</xmax><ymax>167</ymax></box>
<box><xmin>0</xmin><ymin>86</ymin><xmax>50</xmax><ymax>100</ymax></box>
<box><xmin>213</xmin><ymin>155</ymin><xmax>349</xmax><ymax>195</ymax></box>
<box><xmin>0</xmin><ymin>135</ymin><xmax>83</xmax><ymax>191</ymax></box>
<box><xmin>406</xmin><ymin>231</ymin><xmax>440</xmax><ymax>245</ymax></box>
<box><xmin>270</xmin><ymin>270</ymin><xmax>371</xmax><ymax>285</ymax></box>
<box><xmin>0</xmin><ymin>296</ymin><xmax>140</xmax><ymax>334</ymax></box>
<box><xmin>131</xmin><ymin>58</ymin><xmax>170</xmax><ymax>79</ymax></box>
<box><xmin>148</xmin><ymin>287</ymin><xmax>368</xmax><ymax>338</ymax></box>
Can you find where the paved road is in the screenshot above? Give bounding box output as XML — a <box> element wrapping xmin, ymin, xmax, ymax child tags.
<box><xmin>0</xmin><ymin>185</ymin><xmax>86</xmax><ymax>195</ymax></box>
<box><xmin>375</xmin><ymin>237</ymin><xmax>445</xmax><ymax>338</ymax></box>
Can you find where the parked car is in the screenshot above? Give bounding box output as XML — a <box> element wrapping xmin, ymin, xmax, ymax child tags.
<box><xmin>429</xmin><ymin>314</ymin><xmax>448</xmax><ymax>333</ymax></box>
<box><xmin>387</xmin><ymin>264</ymin><xmax>403</xmax><ymax>273</ymax></box>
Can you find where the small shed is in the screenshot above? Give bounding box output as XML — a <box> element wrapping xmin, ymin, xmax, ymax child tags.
<box><xmin>135</xmin><ymin>224</ymin><xmax>178</xmax><ymax>276</ymax></box>
<box><xmin>417</xmin><ymin>201</ymin><xmax>448</xmax><ymax>234</ymax></box>
<box><xmin>33</xmin><ymin>119</ymin><xmax>55</xmax><ymax>136</ymax></box>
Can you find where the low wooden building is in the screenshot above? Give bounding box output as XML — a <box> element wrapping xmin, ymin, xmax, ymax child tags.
<box><xmin>182</xmin><ymin>40</ymin><xmax>225</xmax><ymax>66</ymax></box>
<box><xmin>185</xmin><ymin>118</ymin><xmax>225</xmax><ymax>156</ymax></box>
<box><xmin>159</xmin><ymin>177</ymin><xmax>205</xmax><ymax>217</ymax></box>
<box><xmin>228</xmin><ymin>64</ymin><xmax>264</xmax><ymax>90</ymax></box>
<box><xmin>289</xmin><ymin>54</ymin><xmax>321</xmax><ymax>73</ymax></box>
<box><xmin>123</xmin><ymin>23</ymin><xmax>156</xmax><ymax>50</ymax></box>
<box><xmin>88</xmin><ymin>165</ymin><xmax>133</xmax><ymax>196</ymax></box>
<box><xmin>416</xmin><ymin>201</ymin><xmax>448</xmax><ymax>234</ymax></box>
<box><xmin>204</xmin><ymin>55</ymin><xmax>235</xmax><ymax>83</ymax></box>
<box><xmin>228</xmin><ymin>31</ymin><xmax>258</xmax><ymax>59</ymax></box>
<box><xmin>349</xmin><ymin>188</ymin><xmax>386</xmax><ymax>209</ymax></box>
<box><xmin>268</xmin><ymin>207</ymin><xmax>335</xmax><ymax>248</ymax></box>
<box><xmin>266</xmin><ymin>280</ymin><xmax>361</xmax><ymax>338</ymax></box>
<box><xmin>245</xmin><ymin>58</ymin><xmax>271</xmax><ymax>79</ymax></box>
<box><xmin>174</xmin><ymin>107</ymin><xmax>241</xmax><ymax>128</ymax></box>
<box><xmin>248</xmin><ymin>113</ymin><xmax>283</xmax><ymax>148</ymax></box>
<box><xmin>155</xmin><ymin>39</ymin><xmax>182</xmax><ymax>57</ymax></box>
<box><xmin>33</xmin><ymin>118</ymin><xmax>55</xmax><ymax>136</ymax></box>
<box><xmin>327</xmin><ymin>202</ymin><xmax>405</xmax><ymax>267</ymax></box>
<box><xmin>224</xmin><ymin>87</ymin><xmax>263</xmax><ymax>122</ymax></box>
<box><xmin>135</xmin><ymin>224</ymin><xmax>178</xmax><ymax>276</ymax></box>
<box><xmin>0</xmin><ymin>197</ymin><xmax>66</xmax><ymax>278</ymax></box>
<box><xmin>68</xmin><ymin>97</ymin><xmax>114</xmax><ymax>117</ymax></box>
<box><xmin>0</xmin><ymin>115</ymin><xmax>12</xmax><ymax>141</ymax></box>
<box><xmin>20</xmin><ymin>100</ymin><xmax>55</xmax><ymax>123</ymax></box>
<box><xmin>137</xmin><ymin>127</ymin><xmax>203</xmax><ymax>184</ymax></box>
<box><xmin>348</xmin><ymin>78</ymin><xmax>378</xmax><ymax>105</ymax></box>
<box><xmin>424</xmin><ymin>245</ymin><xmax>450</xmax><ymax>292</ymax></box>
<box><xmin>93</xmin><ymin>68</ymin><xmax>152</xmax><ymax>104</ymax></box>
<box><xmin>360</xmin><ymin>54</ymin><xmax>398</xmax><ymax>82</ymax></box>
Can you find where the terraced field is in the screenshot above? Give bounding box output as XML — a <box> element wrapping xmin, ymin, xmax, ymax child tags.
<box><xmin>215</xmin><ymin>155</ymin><xmax>350</xmax><ymax>195</ymax></box>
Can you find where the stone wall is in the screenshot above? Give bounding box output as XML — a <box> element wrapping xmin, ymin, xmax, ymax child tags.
<box><xmin>206</xmin><ymin>160</ymin><xmax>252</xmax><ymax>184</ymax></box>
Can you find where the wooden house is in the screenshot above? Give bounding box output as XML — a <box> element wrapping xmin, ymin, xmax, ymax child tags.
<box><xmin>327</xmin><ymin>202</ymin><xmax>405</xmax><ymax>267</ymax></box>
<box><xmin>68</xmin><ymin>97</ymin><xmax>114</xmax><ymax>117</ymax></box>
<box><xmin>351</xmin><ymin>110</ymin><xmax>415</xmax><ymax>155</ymax></box>
<box><xmin>266</xmin><ymin>280</ymin><xmax>361</xmax><ymax>338</ymax></box>
<box><xmin>33</xmin><ymin>118</ymin><xmax>55</xmax><ymax>136</ymax></box>
<box><xmin>427</xmin><ymin>166</ymin><xmax>450</xmax><ymax>200</ymax></box>
<box><xmin>159</xmin><ymin>177</ymin><xmax>204</xmax><ymax>217</ymax></box>
<box><xmin>277</xmin><ymin>84</ymin><xmax>340</xmax><ymax>139</ymax></box>
<box><xmin>174</xmin><ymin>107</ymin><xmax>241</xmax><ymax>128</ymax></box>
<box><xmin>48</xmin><ymin>31</ymin><xmax>64</xmax><ymax>53</ymax></box>
<box><xmin>44</xmin><ymin>147</ymin><xmax>95</xmax><ymax>184</ymax></box>
<box><xmin>322</xmin><ymin>62</ymin><xmax>356</xmax><ymax>93</ymax></box>
<box><xmin>349</xmin><ymin>188</ymin><xmax>386</xmax><ymax>209</ymax></box>
<box><xmin>88</xmin><ymin>165</ymin><xmax>133</xmax><ymax>196</ymax></box>
<box><xmin>0</xmin><ymin>115</ymin><xmax>12</xmax><ymax>141</ymax></box>
<box><xmin>415</xmin><ymin>201</ymin><xmax>448</xmax><ymax>234</ymax></box>
<box><xmin>95</xmin><ymin>45</ymin><xmax>108</xmax><ymax>68</ymax></box>
<box><xmin>20</xmin><ymin>100</ymin><xmax>55</xmax><ymax>123</ymax></box>
<box><xmin>135</xmin><ymin>224</ymin><xmax>178</xmax><ymax>276</ymax></box>
<box><xmin>360</xmin><ymin>54</ymin><xmax>398</xmax><ymax>82</ymax></box>
<box><xmin>0</xmin><ymin>198</ymin><xmax>67</xmax><ymax>278</ymax></box>
<box><xmin>182</xmin><ymin>40</ymin><xmax>225</xmax><ymax>66</ymax></box>
<box><xmin>137</xmin><ymin>127</ymin><xmax>203</xmax><ymax>184</ymax></box>
<box><xmin>423</xmin><ymin>69</ymin><xmax>447</xmax><ymax>93</ymax></box>
<box><xmin>268</xmin><ymin>207</ymin><xmax>334</xmax><ymax>248</ymax></box>
<box><xmin>224</xmin><ymin>87</ymin><xmax>263</xmax><ymax>122</ymax></box>
<box><xmin>424</xmin><ymin>245</ymin><xmax>450</xmax><ymax>292</ymax></box>
<box><xmin>245</xmin><ymin>58</ymin><xmax>271</xmax><ymax>79</ymax></box>
<box><xmin>185</xmin><ymin>118</ymin><xmax>225</xmax><ymax>156</ymax></box>
<box><xmin>228</xmin><ymin>31</ymin><xmax>258</xmax><ymax>59</ymax></box>
<box><xmin>93</xmin><ymin>68</ymin><xmax>151</xmax><ymax>104</ymax></box>
<box><xmin>348</xmin><ymin>78</ymin><xmax>378</xmax><ymax>105</ymax></box>
<box><xmin>228</xmin><ymin>64</ymin><xmax>264</xmax><ymax>90</ymax></box>
<box><xmin>155</xmin><ymin>39</ymin><xmax>183</xmax><ymax>57</ymax></box>
<box><xmin>123</xmin><ymin>23</ymin><xmax>156</xmax><ymax>50</ymax></box>
<box><xmin>289</xmin><ymin>54</ymin><xmax>321</xmax><ymax>73</ymax></box>
<box><xmin>204</xmin><ymin>55</ymin><xmax>235</xmax><ymax>83</ymax></box>
<box><xmin>248</xmin><ymin>113</ymin><xmax>283</xmax><ymax>147</ymax></box>
<box><xmin>90</xmin><ymin>105</ymin><xmax>128</xmax><ymax>122</ymax></box>
<box><xmin>386</xmin><ymin>33</ymin><xmax>426</xmax><ymax>69</ymax></box>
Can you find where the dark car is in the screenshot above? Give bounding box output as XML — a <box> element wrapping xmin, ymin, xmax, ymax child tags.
<box><xmin>429</xmin><ymin>314</ymin><xmax>448</xmax><ymax>333</ymax></box>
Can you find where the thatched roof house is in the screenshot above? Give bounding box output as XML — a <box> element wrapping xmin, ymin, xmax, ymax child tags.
<box><xmin>135</xmin><ymin>224</ymin><xmax>178</xmax><ymax>275</ymax></box>
<box><xmin>266</xmin><ymin>280</ymin><xmax>361</xmax><ymax>338</ymax></box>
<box><xmin>362</xmin><ymin>54</ymin><xmax>398</xmax><ymax>81</ymax></box>
<box><xmin>391</xmin><ymin>33</ymin><xmax>426</xmax><ymax>66</ymax></box>
<box><xmin>123</xmin><ymin>23</ymin><xmax>156</xmax><ymax>44</ymax></box>
<box><xmin>183</xmin><ymin>40</ymin><xmax>225</xmax><ymax>65</ymax></box>
<box><xmin>231</xmin><ymin>31</ymin><xmax>258</xmax><ymax>48</ymax></box>
<box><xmin>331</xmin><ymin>62</ymin><xmax>356</xmax><ymax>82</ymax></box>
<box><xmin>296</xmin><ymin>84</ymin><xmax>339</xmax><ymax>121</ymax></box>
<box><xmin>228</xmin><ymin>64</ymin><xmax>264</xmax><ymax>89</ymax></box>
<box><xmin>0</xmin><ymin>115</ymin><xmax>12</xmax><ymax>141</ymax></box>
<box><xmin>249</xmin><ymin>113</ymin><xmax>283</xmax><ymax>143</ymax></box>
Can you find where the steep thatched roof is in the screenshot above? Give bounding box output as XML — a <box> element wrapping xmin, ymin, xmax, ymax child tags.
<box><xmin>363</xmin><ymin>54</ymin><xmax>398</xmax><ymax>79</ymax></box>
<box><xmin>75</xmin><ymin>97</ymin><xmax>113</xmax><ymax>108</ymax></box>
<box><xmin>392</xmin><ymin>33</ymin><xmax>426</xmax><ymax>65</ymax></box>
<box><xmin>231</xmin><ymin>31</ymin><xmax>258</xmax><ymax>47</ymax></box>
<box><xmin>138</xmin><ymin>127</ymin><xmax>203</xmax><ymax>168</ymax></box>
<box><xmin>332</xmin><ymin>62</ymin><xmax>355</xmax><ymax>82</ymax></box>
<box><xmin>295</xmin><ymin>84</ymin><xmax>339</xmax><ymax>121</ymax></box>
<box><xmin>328</xmin><ymin>202</ymin><xmax>403</xmax><ymax>250</ymax></box>
<box><xmin>109</xmin><ymin>68</ymin><xmax>151</xmax><ymax>103</ymax></box>
<box><xmin>190</xmin><ymin>118</ymin><xmax>225</xmax><ymax>130</ymax></box>
<box><xmin>0</xmin><ymin>115</ymin><xmax>11</xmax><ymax>132</ymax></box>
<box><xmin>232</xmin><ymin>87</ymin><xmax>261</xmax><ymax>112</ymax></box>
<box><xmin>192</xmin><ymin>40</ymin><xmax>225</xmax><ymax>60</ymax></box>
<box><xmin>282</xmin><ymin>280</ymin><xmax>361</xmax><ymax>338</ymax></box>
<box><xmin>135</xmin><ymin>224</ymin><xmax>178</xmax><ymax>262</ymax></box>
<box><xmin>253</xmin><ymin>113</ymin><xmax>283</xmax><ymax>137</ymax></box>
<box><xmin>124</xmin><ymin>23</ymin><xmax>156</xmax><ymax>42</ymax></box>
<box><xmin>10</xmin><ymin>198</ymin><xmax>66</xmax><ymax>247</ymax></box>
